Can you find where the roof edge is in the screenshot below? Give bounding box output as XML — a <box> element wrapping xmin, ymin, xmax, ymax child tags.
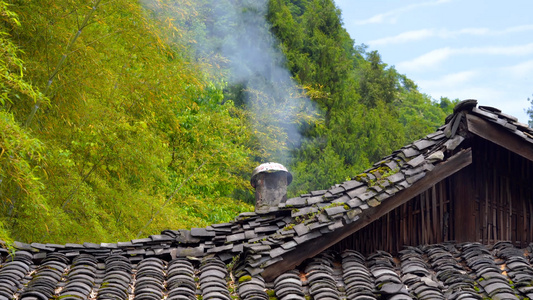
<box><xmin>466</xmin><ymin>113</ymin><xmax>533</xmax><ymax>162</ymax></box>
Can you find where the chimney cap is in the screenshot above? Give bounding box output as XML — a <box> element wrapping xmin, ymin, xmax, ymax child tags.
<box><xmin>251</xmin><ymin>162</ymin><xmax>292</xmax><ymax>188</ymax></box>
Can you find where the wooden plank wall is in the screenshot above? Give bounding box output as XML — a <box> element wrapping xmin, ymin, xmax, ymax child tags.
<box><xmin>332</xmin><ymin>180</ymin><xmax>452</xmax><ymax>255</ymax></box>
<box><xmin>332</xmin><ymin>137</ymin><xmax>533</xmax><ymax>255</ymax></box>
<box><xmin>472</xmin><ymin>138</ymin><xmax>533</xmax><ymax>247</ymax></box>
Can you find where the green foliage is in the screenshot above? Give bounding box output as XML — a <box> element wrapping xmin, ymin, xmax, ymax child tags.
<box><xmin>0</xmin><ymin>0</ymin><xmax>255</xmax><ymax>243</ymax></box>
<box><xmin>396</xmin><ymin>82</ymin><xmax>458</xmax><ymax>142</ymax></box>
<box><xmin>527</xmin><ymin>95</ymin><xmax>533</xmax><ymax>128</ymax></box>
<box><xmin>0</xmin><ymin>111</ymin><xmax>59</xmax><ymax>241</ymax></box>
<box><xmin>0</xmin><ymin>1</ymin><xmax>45</xmax><ymax>108</ymax></box>
<box><xmin>267</xmin><ymin>0</ymin><xmax>454</xmax><ymax>196</ymax></box>
<box><xmin>359</xmin><ymin>51</ymin><xmax>397</xmax><ymax>107</ymax></box>
<box><xmin>0</xmin><ymin>0</ymin><xmax>457</xmax><ymax>244</ymax></box>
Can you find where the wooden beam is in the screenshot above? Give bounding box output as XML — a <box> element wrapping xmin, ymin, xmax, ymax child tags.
<box><xmin>261</xmin><ymin>148</ymin><xmax>473</xmax><ymax>282</ymax></box>
<box><xmin>453</xmin><ymin>162</ymin><xmax>476</xmax><ymax>242</ymax></box>
<box><xmin>466</xmin><ymin>114</ymin><xmax>533</xmax><ymax>162</ymax></box>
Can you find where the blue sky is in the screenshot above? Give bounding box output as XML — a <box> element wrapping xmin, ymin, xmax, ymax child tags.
<box><xmin>334</xmin><ymin>0</ymin><xmax>533</xmax><ymax>123</ymax></box>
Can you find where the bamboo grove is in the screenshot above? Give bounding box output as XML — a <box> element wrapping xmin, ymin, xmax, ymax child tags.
<box><xmin>0</xmin><ymin>0</ymin><xmax>456</xmax><ymax>244</ymax></box>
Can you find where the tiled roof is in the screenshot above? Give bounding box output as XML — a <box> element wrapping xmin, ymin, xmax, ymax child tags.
<box><xmin>3</xmin><ymin>241</ymin><xmax>533</xmax><ymax>299</ymax></box>
<box><xmin>2</xmin><ymin>100</ymin><xmax>533</xmax><ymax>298</ymax></box>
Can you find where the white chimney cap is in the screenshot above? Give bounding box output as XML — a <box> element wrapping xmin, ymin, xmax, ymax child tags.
<box><xmin>250</xmin><ymin>162</ymin><xmax>292</xmax><ymax>188</ymax></box>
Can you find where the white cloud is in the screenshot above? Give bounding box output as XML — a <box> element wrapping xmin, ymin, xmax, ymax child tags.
<box><xmin>369</xmin><ymin>25</ymin><xmax>533</xmax><ymax>46</ymax></box>
<box><xmin>397</xmin><ymin>43</ymin><xmax>533</xmax><ymax>72</ymax></box>
<box><xmin>369</xmin><ymin>29</ymin><xmax>434</xmax><ymax>46</ymax></box>
<box><xmin>503</xmin><ymin>60</ymin><xmax>533</xmax><ymax>78</ymax></box>
<box><xmin>499</xmin><ymin>24</ymin><xmax>533</xmax><ymax>34</ymax></box>
<box><xmin>476</xmin><ymin>43</ymin><xmax>533</xmax><ymax>56</ymax></box>
<box><xmin>397</xmin><ymin>48</ymin><xmax>454</xmax><ymax>71</ymax></box>
<box><xmin>453</xmin><ymin>88</ymin><xmax>528</xmax><ymax>123</ymax></box>
<box><xmin>354</xmin><ymin>0</ymin><xmax>452</xmax><ymax>25</ymax></box>
<box><xmin>414</xmin><ymin>72</ymin><xmax>530</xmax><ymax>124</ymax></box>
<box><xmin>449</xmin><ymin>87</ymin><xmax>505</xmax><ymax>103</ymax></box>
<box><xmin>423</xmin><ymin>86</ymin><xmax>506</xmax><ymax>109</ymax></box>
<box><xmin>451</xmin><ymin>25</ymin><xmax>533</xmax><ymax>37</ymax></box>
<box><xmin>417</xmin><ymin>70</ymin><xmax>478</xmax><ymax>89</ymax></box>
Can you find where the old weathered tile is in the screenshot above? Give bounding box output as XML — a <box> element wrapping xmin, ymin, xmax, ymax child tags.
<box><xmin>370</xmin><ymin>184</ymin><xmax>383</xmax><ymax>193</ymax></box>
<box><xmin>346</xmin><ymin>208</ymin><xmax>362</xmax><ymax>220</ymax></box>
<box><xmin>346</xmin><ymin>198</ymin><xmax>363</xmax><ymax>208</ymax></box>
<box><xmin>407</xmin><ymin>154</ymin><xmax>425</xmax><ymax>168</ymax></box>
<box><xmin>332</xmin><ymin>194</ymin><xmax>351</xmax><ymax>204</ymax></box>
<box><xmin>413</xmin><ymin>139</ymin><xmax>437</xmax><ymax>151</ymax></box>
<box><xmin>175</xmin><ymin>246</ymin><xmax>204</xmax><ymax>257</ymax></box>
<box><xmin>347</xmin><ymin>186</ymin><xmax>369</xmax><ymax>199</ymax></box>
<box><xmin>293</xmin><ymin>231</ymin><xmax>322</xmax><ymax>244</ymax></box>
<box><xmin>292</xmin><ymin>206</ymin><xmax>319</xmax><ymax>218</ymax></box>
<box><xmin>269</xmin><ymin>247</ymin><xmax>290</xmax><ymax>258</ymax></box>
<box><xmin>327</xmin><ymin>186</ymin><xmax>345</xmax><ymax>195</ymax></box>
<box><xmin>325</xmin><ymin>205</ymin><xmax>347</xmax><ymax>216</ymax></box>
<box><xmin>308</xmin><ymin>220</ymin><xmax>333</xmax><ymax>230</ymax></box>
<box><xmin>385</xmin><ymin>186</ymin><xmax>400</xmax><ymax>195</ymax></box>
<box><xmin>226</xmin><ymin>233</ymin><xmax>245</xmax><ymax>243</ymax></box>
<box><xmin>280</xmin><ymin>240</ymin><xmax>298</xmax><ymax>250</ymax></box>
<box><xmin>386</xmin><ymin>172</ymin><xmax>405</xmax><ymax>183</ymax></box>
<box><xmin>310</xmin><ymin>190</ymin><xmax>327</xmax><ymax>196</ymax></box>
<box><xmin>367</xmin><ymin>198</ymin><xmax>381</xmax><ymax>207</ymax></box>
<box><xmin>357</xmin><ymin>190</ymin><xmax>377</xmax><ymax>201</ymax></box>
<box><xmin>327</xmin><ymin>220</ymin><xmax>343</xmax><ymax>231</ymax></box>
<box><xmin>190</xmin><ymin>227</ymin><xmax>216</xmax><ymax>237</ymax></box>
<box><xmin>255</xmin><ymin>226</ymin><xmax>279</xmax><ymax>233</ymax></box>
<box><xmin>286</xmin><ymin>197</ymin><xmax>307</xmax><ymax>207</ymax></box>
<box><xmin>116</xmin><ymin>241</ymin><xmax>133</xmax><ymax>248</ymax></box>
<box><xmin>504</xmin><ymin>122</ymin><xmax>517</xmax><ymax>131</ymax></box>
<box><xmin>384</xmin><ymin>159</ymin><xmax>399</xmax><ymax>171</ymax></box>
<box><xmin>341</xmin><ymin>180</ymin><xmax>364</xmax><ymax>190</ymax></box>
<box><xmin>307</xmin><ymin>196</ymin><xmax>324</xmax><ymax>205</ymax></box>
<box><xmin>406</xmin><ymin>172</ymin><xmax>426</xmax><ymax>184</ymax></box>
<box><xmin>401</xmin><ymin>147</ymin><xmax>419</xmax><ymax>158</ymax></box>
<box><xmin>250</xmin><ymin>244</ymin><xmax>271</xmax><ymax>252</ymax></box>
<box><xmin>293</xmin><ymin>223</ymin><xmax>310</xmax><ymax>236</ymax></box>
<box><xmin>359</xmin><ymin>203</ymin><xmax>370</xmax><ymax>210</ymax></box>
<box><xmin>207</xmin><ymin>244</ymin><xmax>233</xmax><ymax>253</ymax></box>
<box><xmin>317</xmin><ymin>212</ymin><xmax>331</xmax><ymax>223</ymax></box>
<box><xmin>374</xmin><ymin>192</ymin><xmax>389</xmax><ymax>202</ymax></box>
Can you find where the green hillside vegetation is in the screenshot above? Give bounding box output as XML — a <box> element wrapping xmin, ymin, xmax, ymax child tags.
<box><xmin>252</xmin><ymin>0</ymin><xmax>456</xmax><ymax>195</ymax></box>
<box><xmin>0</xmin><ymin>0</ymin><xmax>456</xmax><ymax>244</ymax></box>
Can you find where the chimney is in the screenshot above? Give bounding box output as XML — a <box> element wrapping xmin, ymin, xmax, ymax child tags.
<box><xmin>250</xmin><ymin>162</ymin><xmax>292</xmax><ymax>214</ymax></box>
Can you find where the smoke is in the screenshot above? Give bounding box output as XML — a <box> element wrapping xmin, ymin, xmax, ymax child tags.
<box><xmin>197</xmin><ymin>0</ymin><xmax>317</xmax><ymax>164</ymax></box>
<box><xmin>141</xmin><ymin>0</ymin><xmax>317</xmax><ymax>164</ymax></box>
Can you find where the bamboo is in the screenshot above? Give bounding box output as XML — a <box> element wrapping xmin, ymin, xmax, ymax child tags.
<box><xmin>25</xmin><ymin>0</ymin><xmax>103</xmax><ymax>128</ymax></box>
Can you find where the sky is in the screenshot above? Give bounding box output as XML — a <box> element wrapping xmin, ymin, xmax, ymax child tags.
<box><xmin>334</xmin><ymin>0</ymin><xmax>533</xmax><ymax>124</ymax></box>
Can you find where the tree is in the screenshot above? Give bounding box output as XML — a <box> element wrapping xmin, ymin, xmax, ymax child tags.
<box><xmin>527</xmin><ymin>95</ymin><xmax>533</xmax><ymax>128</ymax></box>
<box><xmin>0</xmin><ymin>0</ymin><xmax>257</xmax><ymax>243</ymax></box>
<box><xmin>266</xmin><ymin>0</ymin><xmax>453</xmax><ymax>196</ymax></box>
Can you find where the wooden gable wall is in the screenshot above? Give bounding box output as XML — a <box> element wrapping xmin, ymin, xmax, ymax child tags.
<box><xmin>332</xmin><ymin>137</ymin><xmax>533</xmax><ymax>255</ymax></box>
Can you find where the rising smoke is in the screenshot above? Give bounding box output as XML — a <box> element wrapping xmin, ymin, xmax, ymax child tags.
<box><xmin>142</xmin><ymin>0</ymin><xmax>317</xmax><ymax>164</ymax></box>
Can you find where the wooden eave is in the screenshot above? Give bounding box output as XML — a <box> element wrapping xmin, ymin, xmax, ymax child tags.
<box><xmin>261</xmin><ymin>148</ymin><xmax>473</xmax><ymax>281</ymax></box>
<box><xmin>466</xmin><ymin>114</ymin><xmax>533</xmax><ymax>162</ymax></box>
